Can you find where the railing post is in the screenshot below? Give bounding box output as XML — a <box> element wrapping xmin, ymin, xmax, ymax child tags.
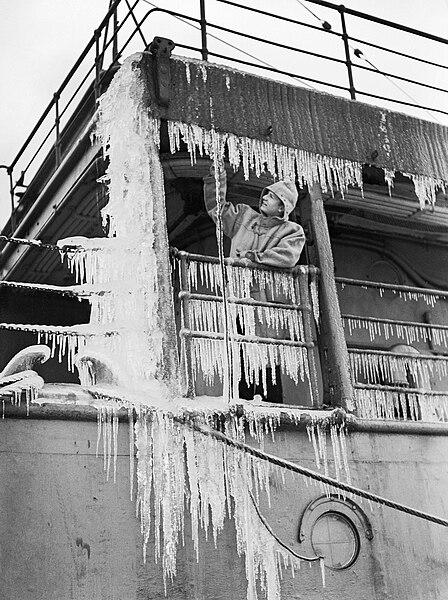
<box><xmin>54</xmin><ymin>93</ymin><xmax>61</xmax><ymax>168</ymax></box>
<box><xmin>94</xmin><ymin>29</ymin><xmax>101</xmax><ymax>100</ymax></box>
<box><xmin>7</xmin><ymin>167</ymin><xmax>15</xmax><ymax>234</ymax></box>
<box><xmin>112</xmin><ymin>5</ymin><xmax>119</xmax><ymax>62</ymax></box>
<box><xmin>339</xmin><ymin>5</ymin><xmax>356</xmax><ymax>100</ymax></box>
<box><xmin>199</xmin><ymin>0</ymin><xmax>209</xmax><ymax>61</ymax></box>
<box><xmin>302</xmin><ymin>182</ymin><xmax>355</xmax><ymax>412</ymax></box>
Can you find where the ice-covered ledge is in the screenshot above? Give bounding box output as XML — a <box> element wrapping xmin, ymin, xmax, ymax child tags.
<box><xmin>4</xmin><ymin>384</ymin><xmax>448</xmax><ymax>435</ymax></box>
<box><xmin>138</xmin><ymin>52</ymin><xmax>448</xmax><ymax>204</ymax></box>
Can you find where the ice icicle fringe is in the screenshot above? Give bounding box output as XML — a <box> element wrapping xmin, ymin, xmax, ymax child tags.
<box><xmin>76</xmin><ymin>53</ymin><xmax>174</xmax><ymax>387</ymax></box>
<box><xmin>403</xmin><ymin>172</ymin><xmax>446</xmax><ymax>209</ymax></box>
<box><xmin>168</xmin><ymin>120</ymin><xmax>363</xmax><ymax>194</ymax></box>
<box><xmin>135</xmin><ymin>409</ymin><xmax>320</xmax><ymax>599</ymax></box>
<box><xmin>355</xmin><ymin>387</ymin><xmax>448</xmax><ymax>422</ymax></box>
<box><xmin>306</xmin><ymin>420</ymin><xmax>351</xmax><ymax>483</ymax></box>
<box><xmin>343</xmin><ymin>315</ymin><xmax>448</xmax><ymax>346</ymax></box>
<box><xmin>96</xmin><ymin>406</ymin><xmax>120</xmax><ymax>483</ymax></box>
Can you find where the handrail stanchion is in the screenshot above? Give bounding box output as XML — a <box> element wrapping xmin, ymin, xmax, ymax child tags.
<box><xmin>8</xmin><ymin>168</ymin><xmax>15</xmax><ymax>234</ymax></box>
<box><xmin>54</xmin><ymin>93</ymin><xmax>61</xmax><ymax>168</ymax></box>
<box><xmin>339</xmin><ymin>5</ymin><xmax>356</xmax><ymax>100</ymax></box>
<box><xmin>199</xmin><ymin>0</ymin><xmax>209</xmax><ymax>61</ymax></box>
<box><xmin>94</xmin><ymin>29</ymin><xmax>102</xmax><ymax>100</ymax></box>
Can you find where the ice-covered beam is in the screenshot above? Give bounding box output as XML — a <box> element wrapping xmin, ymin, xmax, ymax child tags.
<box><xmin>138</xmin><ymin>53</ymin><xmax>447</xmax><ymax>205</ymax></box>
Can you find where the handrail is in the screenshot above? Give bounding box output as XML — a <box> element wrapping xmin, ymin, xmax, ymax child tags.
<box><xmin>3</xmin><ymin>0</ymin><xmax>447</xmax><ymax>236</ymax></box>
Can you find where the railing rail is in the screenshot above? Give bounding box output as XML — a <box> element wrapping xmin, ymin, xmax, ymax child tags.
<box><xmin>2</xmin><ymin>0</ymin><xmax>447</xmax><ymax>234</ymax></box>
<box><xmin>172</xmin><ymin>249</ymin><xmax>320</xmax><ymax>405</ymax></box>
<box><xmin>338</xmin><ymin>276</ymin><xmax>448</xmax><ymax>422</ymax></box>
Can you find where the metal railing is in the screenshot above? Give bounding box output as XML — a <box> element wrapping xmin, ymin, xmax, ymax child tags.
<box><xmin>2</xmin><ymin>0</ymin><xmax>447</xmax><ymax>233</ymax></box>
<box><xmin>336</xmin><ymin>276</ymin><xmax>448</xmax><ymax>422</ymax></box>
<box><xmin>172</xmin><ymin>249</ymin><xmax>320</xmax><ymax>405</ymax></box>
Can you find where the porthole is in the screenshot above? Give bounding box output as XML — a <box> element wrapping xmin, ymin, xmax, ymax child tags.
<box><xmin>310</xmin><ymin>511</ymin><xmax>360</xmax><ymax>570</ymax></box>
<box><xmin>298</xmin><ymin>495</ymin><xmax>373</xmax><ymax>571</ymax></box>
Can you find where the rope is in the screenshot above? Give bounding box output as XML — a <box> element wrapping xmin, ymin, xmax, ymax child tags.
<box><xmin>0</xmin><ymin>322</ymin><xmax>118</xmax><ymax>337</ymax></box>
<box><xmin>189</xmin><ymin>420</ymin><xmax>448</xmax><ymax>528</ymax></box>
<box><xmin>0</xmin><ymin>234</ymin><xmax>80</xmax><ymax>252</ymax></box>
<box><xmin>0</xmin><ymin>280</ymin><xmax>79</xmax><ymax>297</ymax></box>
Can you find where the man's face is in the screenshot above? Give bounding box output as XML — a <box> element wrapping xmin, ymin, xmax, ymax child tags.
<box><xmin>260</xmin><ymin>191</ymin><xmax>284</xmax><ymax>217</ymax></box>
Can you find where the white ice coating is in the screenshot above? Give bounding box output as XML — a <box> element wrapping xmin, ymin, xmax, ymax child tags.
<box><xmin>50</xmin><ymin>53</ymin><xmax>355</xmax><ymax>599</ymax></box>
<box><xmin>355</xmin><ymin>388</ymin><xmax>448</xmax><ymax>422</ymax></box>
<box><xmin>135</xmin><ymin>408</ymin><xmax>328</xmax><ymax>596</ymax></box>
<box><xmin>168</xmin><ymin>119</ymin><xmax>364</xmax><ymax>193</ymax></box>
<box><xmin>176</xmin><ymin>257</ymin><xmax>316</xmax><ymax>398</ymax></box>
<box><xmin>349</xmin><ymin>350</ymin><xmax>448</xmax><ymax>386</ymax></box>
<box><xmin>344</xmin><ymin>315</ymin><xmax>448</xmax><ymax>347</ymax></box>
<box><xmin>167</xmin><ymin>115</ymin><xmax>445</xmax><ymax>208</ymax></box>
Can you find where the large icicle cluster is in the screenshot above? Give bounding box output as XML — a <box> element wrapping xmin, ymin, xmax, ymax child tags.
<box><xmin>61</xmin><ymin>56</ymin><xmax>174</xmax><ymax>394</ymax></box>
<box><xmin>175</xmin><ymin>254</ymin><xmax>319</xmax><ymax>401</ymax></box>
<box><xmin>344</xmin><ymin>315</ymin><xmax>448</xmax><ymax>346</ymax></box>
<box><xmin>168</xmin><ymin>120</ymin><xmax>363</xmax><ymax>196</ymax></box>
<box><xmin>134</xmin><ymin>408</ymin><xmax>340</xmax><ymax>595</ymax></box>
<box><xmin>51</xmin><ymin>53</ymin><xmax>355</xmax><ymax>599</ymax></box>
<box><xmin>355</xmin><ymin>387</ymin><xmax>448</xmax><ymax>422</ymax></box>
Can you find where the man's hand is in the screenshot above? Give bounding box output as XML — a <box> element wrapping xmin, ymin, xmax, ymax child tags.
<box><xmin>244</xmin><ymin>251</ymin><xmax>256</xmax><ymax>261</ymax></box>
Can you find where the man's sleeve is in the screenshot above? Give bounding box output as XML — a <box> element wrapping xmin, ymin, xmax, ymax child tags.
<box><xmin>203</xmin><ymin>169</ymin><xmax>246</xmax><ymax>237</ymax></box>
<box><xmin>251</xmin><ymin>226</ymin><xmax>306</xmax><ymax>268</ymax></box>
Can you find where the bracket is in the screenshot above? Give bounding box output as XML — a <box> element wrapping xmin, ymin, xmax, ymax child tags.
<box><xmin>149</xmin><ymin>36</ymin><xmax>175</xmax><ymax>107</ymax></box>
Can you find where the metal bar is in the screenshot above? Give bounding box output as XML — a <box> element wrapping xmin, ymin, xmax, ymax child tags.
<box><xmin>173</xmin><ymin>248</ymin><xmax>318</xmax><ymax>277</ymax></box>
<box><xmin>8</xmin><ymin>168</ymin><xmax>15</xmax><ymax>233</ymax></box>
<box><xmin>356</xmin><ymin>89</ymin><xmax>448</xmax><ymax>117</ymax></box>
<box><xmin>336</xmin><ymin>276</ymin><xmax>448</xmax><ymax>299</ymax></box>
<box><xmin>125</xmin><ymin>0</ymin><xmax>148</xmax><ymax>48</ymax></box>
<box><xmin>112</xmin><ymin>4</ymin><xmax>119</xmax><ymax>61</ymax></box>
<box><xmin>179</xmin><ymin>291</ymin><xmax>310</xmax><ymax>312</ymax></box>
<box><xmin>180</xmin><ymin>329</ymin><xmax>314</xmax><ymax>348</ymax></box>
<box><xmin>339</xmin><ymin>6</ymin><xmax>356</xmax><ymax>100</ymax></box>
<box><xmin>207</xmin><ymin>52</ymin><xmax>350</xmax><ymax>93</ymax></box>
<box><xmin>179</xmin><ymin>258</ymin><xmax>195</xmax><ymax>397</ymax></box>
<box><xmin>354</xmin><ymin>383</ymin><xmax>448</xmax><ymax>395</ymax></box>
<box><xmin>208</xmin><ymin>21</ymin><xmax>345</xmax><ymax>65</ymax></box>
<box><xmin>214</xmin><ymin>0</ymin><xmax>342</xmax><ymax>36</ymax></box>
<box><xmin>342</xmin><ymin>313</ymin><xmax>448</xmax><ymax>331</ymax></box>
<box><xmin>353</xmin><ymin>61</ymin><xmax>448</xmax><ymax>95</ymax></box>
<box><xmin>54</xmin><ymin>93</ymin><xmax>61</xmax><ymax>167</ymax></box>
<box><xmin>296</xmin><ymin>267</ymin><xmax>320</xmax><ymax>407</ymax></box>
<box><xmin>94</xmin><ymin>29</ymin><xmax>101</xmax><ymax>100</ymax></box>
<box><xmin>266</xmin><ymin>0</ymin><xmax>448</xmax><ymax>44</ymax></box>
<box><xmin>349</xmin><ymin>35</ymin><xmax>448</xmax><ymax>70</ymax></box>
<box><xmin>348</xmin><ymin>348</ymin><xmax>448</xmax><ymax>361</ymax></box>
<box><xmin>8</xmin><ymin>0</ymin><xmax>124</xmax><ymax>171</ymax></box>
<box><xmin>199</xmin><ymin>0</ymin><xmax>208</xmax><ymax>61</ymax></box>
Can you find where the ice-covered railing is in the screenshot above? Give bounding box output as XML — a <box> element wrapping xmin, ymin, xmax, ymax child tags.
<box><xmin>336</xmin><ymin>276</ymin><xmax>448</xmax><ymax>422</ymax></box>
<box><xmin>172</xmin><ymin>249</ymin><xmax>320</xmax><ymax>405</ymax></box>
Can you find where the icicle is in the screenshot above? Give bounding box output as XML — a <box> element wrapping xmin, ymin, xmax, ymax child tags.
<box><xmin>168</xmin><ymin>120</ymin><xmax>364</xmax><ymax>197</ymax></box>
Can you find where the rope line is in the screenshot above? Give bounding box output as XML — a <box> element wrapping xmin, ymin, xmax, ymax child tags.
<box><xmin>0</xmin><ymin>234</ymin><xmax>80</xmax><ymax>252</ymax></box>
<box><xmin>189</xmin><ymin>420</ymin><xmax>448</xmax><ymax>528</ymax></box>
<box><xmin>0</xmin><ymin>322</ymin><xmax>118</xmax><ymax>337</ymax></box>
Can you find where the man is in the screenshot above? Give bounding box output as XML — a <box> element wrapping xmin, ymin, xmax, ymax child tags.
<box><xmin>203</xmin><ymin>164</ymin><xmax>306</xmax><ymax>402</ymax></box>
<box><xmin>203</xmin><ymin>165</ymin><xmax>305</xmax><ymax>268</ymax></box>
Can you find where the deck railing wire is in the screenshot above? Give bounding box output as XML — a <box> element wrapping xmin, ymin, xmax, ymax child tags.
<box><xmin>2</xmin><ymin>0</ymin><xmax>447</xmax><ymax>233</ymax></box>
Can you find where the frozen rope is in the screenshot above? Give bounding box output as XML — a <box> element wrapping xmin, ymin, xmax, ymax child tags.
<box><xmin>189</xmin><ymin>420</ymin><xmax>448</xmax><ymax>528</ymax></box>
<box><xmin>0</xmin><ymin>234</ymin><xmax>81</xmax><ymax>252</ymax></box>
<box><xmin>0</xmin><ymin>322</ymin><xmax>118</xmax><ymax>337</ymax></box>
<box><xmin>0</xmin><ymin>280</ymin><xmax>118</xmax><ymax>298</ymax></box>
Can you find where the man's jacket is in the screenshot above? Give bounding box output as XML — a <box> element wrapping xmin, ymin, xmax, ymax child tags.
<box><xmin>203</xmin><ymin>169</ymin><xmax>305</xmax><ymax>268</ymax></box>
